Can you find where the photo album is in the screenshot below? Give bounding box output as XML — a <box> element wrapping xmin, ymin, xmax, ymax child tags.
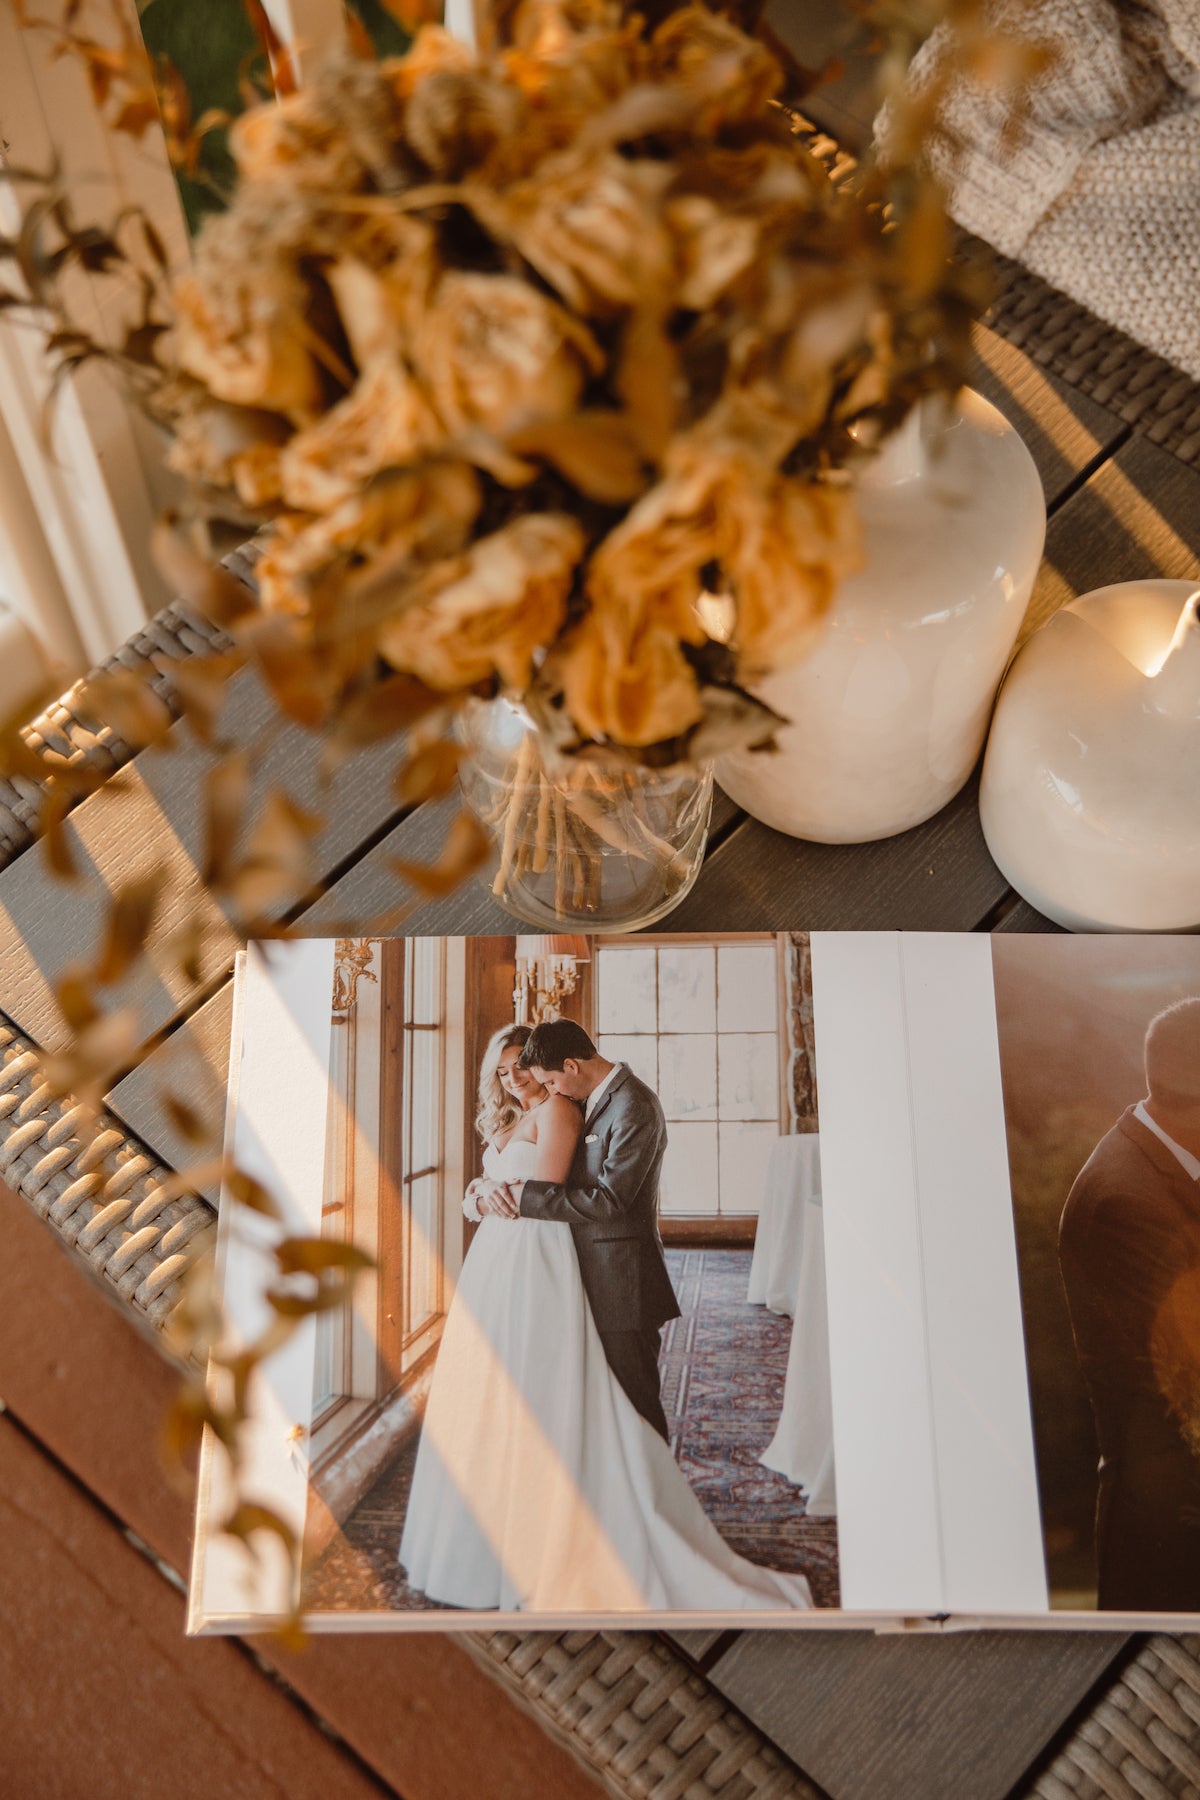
<box><xmin>187</xmin><ymin>930</ymin><xmax>1200</xmax><ymax>1633</ymax></box>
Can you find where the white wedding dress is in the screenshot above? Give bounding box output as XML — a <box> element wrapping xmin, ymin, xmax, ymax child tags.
<box><xmin>399</xmin><ymin>1137</ymin><xmax>813</xmax><ymax>1613</ymax></box>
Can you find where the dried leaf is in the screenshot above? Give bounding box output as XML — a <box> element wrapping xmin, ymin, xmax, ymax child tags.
<box><xmin>617</xmin><ymin>311</ymin><xmax>680</xmax><ymax>461</ymax></box>
<box><xmin>162</xmin><ymin>649</ymin><xmax>245</xmax><ymax>746</ymax></box>
<box><xmin>393</xmin><ymin>739</ymin><xmax>465</xmax><ymax>807</ymax></box>
<box><xmin>274</xmin><ymin>1237</ymin><xmax>375</xmax><ymax>1277</ymax></box>
<box><xmin>151</xmin><ymin>516</ymin><xmax>258</xmax><ymax>632</ymax></box>
<box><xmin>80</xmin><ymin>670</ymin><xmax>174</xmax><ymax>750</ymax></box>
<box><xmin>94</xmin><ymin>869</ymin><xmax>165</xmax><ymax>986</ymax></box>
<box><xmin>226</xmin><ymin>788</ymin><xmax>323</xmax><ymax>922</ymax></box>
<box><xmin>225</xmin><ymin>1165</ymin><xmax>283</xmax><ymax>1218</ymax></box>
<box><xmin>41</xmin><ymin>1007</ymin><xmax>141</xmax><ymax>1103</ymax></box>
<box><xmin>40</xmin><ymin>784</ymin><xmax>80</xmax><ymax>882</ymax></box>
<box><xmin>241</xmin><ymin>614</ymin><xmax>334</xmax><ymax>732</ymax></box>
<box><xmin>267</xmin><ymin>1278</ymin><xmax>359</xmax><ymax>1318</ymax></box>
<box><xmin>222</xmin><ymin>1500</ymin><xmax>298</xmax><ymax>1566</ymax></box>
<box><xmin>390</xmin><ymin>810</ymin><xmax>491</xmax><ymax>899</ymax></box>
<box><xmin>508</xmin><ymin>413</ymin><xmax>647</xmax><ymax>504</ymax></box>
<box><xmin>160</xmin><ymin>1088</ymin><xmax>212</xmax><ymax>1147</ymax></box>
<box><xmin>202</xmin><ymin>750</ymin><xmax>250</xmax><ymax>888</ymax></box>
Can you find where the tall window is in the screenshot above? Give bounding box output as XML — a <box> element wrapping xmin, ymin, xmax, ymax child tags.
<box><xmin>595</xmin><ymin>938</ymin><xmax>781</xmax><ymax>1218</ymax></box>
<box><xmin>398</xmin><ymin>935</ymin><xmax>447</xmax><ymax>1372</ymax></box>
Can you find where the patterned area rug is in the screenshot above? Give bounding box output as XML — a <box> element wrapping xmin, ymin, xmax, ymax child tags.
<box><xmin>303</xmin><ymin>1247</ymin><xmax>839</xmax><ymax>1612</ymax></box>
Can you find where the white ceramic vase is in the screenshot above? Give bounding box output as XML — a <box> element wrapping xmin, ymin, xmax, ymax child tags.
<box><xmin>715</xmin><ymin>389</ymin><xmax>1046</xmax><ymax>842</ymax></box>
<box><xmin>979</xmin><ymin>580</ymin><xmax>1200</xmax><ymax>931</ymax></box>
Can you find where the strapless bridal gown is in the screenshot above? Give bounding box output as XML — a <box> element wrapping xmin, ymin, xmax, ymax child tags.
<box><xmin>399</xmin><ymin>1138</ymin><xmax>813</xmax><ymax>1613</ymax></box>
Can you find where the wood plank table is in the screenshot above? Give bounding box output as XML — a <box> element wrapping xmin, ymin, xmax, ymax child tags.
<box><xmin>1</xmin><ymin>287</ymin><xmax>1198</xmax><ymax>1800</ymax></box>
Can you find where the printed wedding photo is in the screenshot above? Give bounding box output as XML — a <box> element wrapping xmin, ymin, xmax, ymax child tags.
<box><xmin>276</xmin><ymin>931</ymin><xmax>839</xmax><ymax>1621</ymax></box>
<box><xmin>993</xmin><ymin>935</ymin><xmax>1200</xmax><ymax>1616</ymax></box>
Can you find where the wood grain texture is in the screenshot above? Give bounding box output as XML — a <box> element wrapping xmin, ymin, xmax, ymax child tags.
<box><xmin>0</xmin><ymin>1413</ymin><xmax>397</xmax><ymax>1800</ymax></box>
<box><xmin>1021</xmin><ymin>432</ymin><xmax>1200</xmax><ymax>644</ymax></box>
<box><xmin>704</xmin><ymin>1627</ymin><xmax>1128</xmax><ymax>1800</ymax></box>
<box><xmin>106</xmin><ymin>983</ymin><xmax>235</xmax><ymax>1197</ymax></box>
<box><xmin>0</xmin><ymin>664</ymin><xmax>408</xmax><ymax>1053</ymax></box>
<box><xmin>661</xmin><ymin>771</ymin><xmax>1009</xmax><ymax>932</ymax></box>
<box><xmin>969</xmin><ymin>323</ymin><xmax>1125</xmax><ymax>508</ymax></box>
<box><xmin>0</xmin><ymin>1181</ymin><xmax>605</xmax><ymax>1800</ymax></box>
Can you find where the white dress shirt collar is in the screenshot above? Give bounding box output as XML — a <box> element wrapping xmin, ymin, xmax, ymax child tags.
<box><xmin>585</xmin><ymin>1062</ymin><xmax>622</xmax><ymax>1120</ymax></box>
<box><xmin>1135</xmin><ymin>1099</ymin><xmax>1200</xmax><ymax>1181</ymax></box>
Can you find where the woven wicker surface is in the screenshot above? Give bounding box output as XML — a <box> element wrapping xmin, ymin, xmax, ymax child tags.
<box><xmin>0</xmin><ymin>1016</ymin><xmax>213</xmax><ymax>1333</ymax></box>
<box><xmin>1033</xmin><ymin>1636</ymin><xmax>1200</xmax><ymax>1800</ymax></box>
<box><xmin>985</xmin><ymin>255</ymin><xmax>1200</xmax><ymax>466</ymax></box>
<box><xmin>473</xmin><ymin>1632</ymin><xmax>821</xmax><ymax>1800</ymax></box>
<box><xmin>0</xmin><ymin>561</ymin><xmax>243</xmax><ymax>873</ymax></box>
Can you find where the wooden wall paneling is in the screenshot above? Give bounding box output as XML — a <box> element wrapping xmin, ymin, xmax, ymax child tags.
<box><xmin>0</xmin><ymin>1181</ymin><xmax>606</xmax><ymax>1800</ymax></box>
<box><xmin>701</xmin><ymin>1627</ymin><xmax>1128</xmax><ymax>1800</ymax></box>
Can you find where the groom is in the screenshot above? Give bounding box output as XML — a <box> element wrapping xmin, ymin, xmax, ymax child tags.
<box><xmin>477</xmin><ymin>1018</ymin><xmax>679</xmax><ymax>1440</ymax></box>
<box><xmin>1060</xmin><ymin>997</ymin><xmax>1200</xmax><ymax>1611</ymax></box>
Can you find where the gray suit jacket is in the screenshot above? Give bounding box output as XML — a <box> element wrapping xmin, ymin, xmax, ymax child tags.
<box><xmin>519</xmin><ymin>1065</ymin><xmax>680</xmax><ymax>1334</ymax></box>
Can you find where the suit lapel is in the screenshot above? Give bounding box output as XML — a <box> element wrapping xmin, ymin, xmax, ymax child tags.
<box><xmin>586</xmin><ymin>1064</ymin><xmax>631</xmax><ymax>1134</ymax></box>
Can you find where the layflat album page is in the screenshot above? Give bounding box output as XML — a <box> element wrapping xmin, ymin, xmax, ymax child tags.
<box><xmin>187</xmin><ymin>931</ymin><xmax>1200</xmax><ymax>1632</ymax></box>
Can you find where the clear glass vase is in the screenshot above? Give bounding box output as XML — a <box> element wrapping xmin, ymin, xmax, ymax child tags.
<box><xmin>458</xmin><ymin>697</ymin><xmax>713</xmax><ymax>931</ymax></box>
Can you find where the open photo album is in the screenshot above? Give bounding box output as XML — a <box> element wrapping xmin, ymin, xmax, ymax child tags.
<box><xmin>187</xmin><ymin>930</ymin><xmax>1200</xmax><ymax>1633</ymax></box>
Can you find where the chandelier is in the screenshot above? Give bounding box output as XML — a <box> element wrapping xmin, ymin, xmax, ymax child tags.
<box><xmin>513</xmin><ymin>935</ymin><xmax>591</xmax><ymax>1025</ymax></box>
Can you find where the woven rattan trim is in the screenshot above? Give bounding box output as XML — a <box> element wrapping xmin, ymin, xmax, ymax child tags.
<box><xmin>470</xmin><ymin>1631</ymin><xmax>821</xmax><ymax>1800</ymax></box>
<box><xmin>0</xmin><ymin>557</ymin><xmax>246</xmax><ymax>873</ymax></box>
<box><xmin>983</xmin><ymin>254</ymin><xmax>1200</xmax><ymax>466</ymax></box>
<box><xmin>0</xmin><ymin>1015</ymin><xmax>214</xmax><ymax>1329</ymax></box>
<box><xmin>1030</xmin><ymin>1634</ymin><xmax>1200</xmax><ymax>1800</ymax></box>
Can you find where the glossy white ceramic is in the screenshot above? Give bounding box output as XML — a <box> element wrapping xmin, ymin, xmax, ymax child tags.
<box><xmin>716</xmin><ymin>389</ymin><xmax>1047</xmax><ymax>842</ymax></box>
<box><xmin>980</xmin><ymin>580</ymin><xmax>1200</xmax><ymax>931</ymax></box>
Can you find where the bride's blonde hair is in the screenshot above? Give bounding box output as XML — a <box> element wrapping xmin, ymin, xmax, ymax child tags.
<box><xmin>476</xmin><ymin>1024</ymin><xmax>534</xmax><ymax>1146</ymax></box>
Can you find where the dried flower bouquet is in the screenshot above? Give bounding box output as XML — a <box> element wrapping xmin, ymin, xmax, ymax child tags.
<box><xmin>4</xmin><ymin>0</ymin><xmax>1002</xmax><ymax>926</ymax></box>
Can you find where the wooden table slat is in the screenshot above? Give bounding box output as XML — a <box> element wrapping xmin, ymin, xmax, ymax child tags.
<box><xmin>970</xmin><ymin>322</ymin><xmax>1127</xmax><ymax>510</ymax></box>
<box><xmin>0</xmin><ymin>1182</ymin><xmax>606</xmax><ymax>1800</ymax></box>
<box><xmin>702</xmin><ymin>1625</ymin><xmax>1128</xmax><ymax>1800</ymax></box>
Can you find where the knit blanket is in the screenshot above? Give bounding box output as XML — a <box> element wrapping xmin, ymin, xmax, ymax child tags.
<box><xmin>895</xmin><ymin>0</ymin><xmax>1200</xmax><ymax>380</ymax></box>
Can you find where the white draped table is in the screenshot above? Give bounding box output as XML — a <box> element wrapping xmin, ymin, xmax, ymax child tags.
<box><xmin>746</xmin><ymin>1133</ymin><xmax>822</xmax><ymax>1316</ymax></box>
<box><xmin>759</xmin><ymin>1188</ymin><xmax>836</xmax><ymax>1517</ymax></box>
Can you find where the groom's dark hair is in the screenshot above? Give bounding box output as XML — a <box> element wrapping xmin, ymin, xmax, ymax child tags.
<box><xmin>517</xmin><ymin>1018</ymin><xmax>598</xmax><ymax>1070</ymax></box>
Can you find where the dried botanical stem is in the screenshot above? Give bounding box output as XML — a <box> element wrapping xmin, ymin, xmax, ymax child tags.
<box><xmin>491</xmin><ymin>731</ymin><xmax>535</xmax><ymax>897</ymax></box>
<box><xmin>553</xmin><ymin>787</ymin><xmax>567</xmax><ymax>916</ymax></box>
<box><xmin>531</xmin><ymin>770</ymin><xmax>554</xmax><ymax>875</ymax></box>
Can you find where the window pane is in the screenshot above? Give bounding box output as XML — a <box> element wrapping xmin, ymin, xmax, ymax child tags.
<box><xmin>657</xmin><ymin>946</ymin><xmax>715</xmax><ymax>1033</ymax></box>
<box><xmin>597</xmin><ymin>1034</ymin><xmax>657</xmax><ymax>1093</ymax></box>
<box><xmin>411</xmin><ymin>937</ymin><xmax>442</xmax><ymax>1026</ymax></box>
<box><xmin>660</xmin><ymin>1122</ymin><xmax>719</xmax><ymax>1214</ymax></box>
<box><xmin>408</xmin><ymin>1031</ymin><xmax>440</xmax><ymax>1173</ymax></box>
<box><xmin>597</xmin><ymin>947</ymin><xmax>657</xmax><ymax>1034</ymax></box>
<box><xmin>717</xmin><ymin>944</ymin><xmax>777</xmax><ymax>1032</ymax></box>
<box><xmin>718</xmin><ymin>1033</ymin><xmax>778</xmax><ymax>1120</ymax></box>
<box><xmin>658</xmin><ymin>1033</ymin><xmax>717</xmax><ymax>1121</ymax></box>
<box><xmin>719</xmin><ymin>1123</ymin><xmax>777</xmax><ymax>1216</ymax></box>
<box><xmin>406</xmin><ymin>1172</ymin><xmax>441</xmax><ymax>1333</ymax></box>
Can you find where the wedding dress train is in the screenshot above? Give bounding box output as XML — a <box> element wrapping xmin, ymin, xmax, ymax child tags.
<box><xmin>399</xmin><ymin>1138</ymin><xmax>813</xmax><ymax>1612</ymax></box>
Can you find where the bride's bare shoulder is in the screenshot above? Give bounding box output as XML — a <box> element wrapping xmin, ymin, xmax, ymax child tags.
<box><xmin>533</xmin><ymin>1093</ymin><xmax>584</xmax><ymax>1135</ymax></box>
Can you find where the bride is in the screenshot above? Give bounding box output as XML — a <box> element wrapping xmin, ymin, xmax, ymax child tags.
<box><xmin>399</xmin><ymin>1023</ymin><xmax>813</xmax><ymax>1614</ymax></box>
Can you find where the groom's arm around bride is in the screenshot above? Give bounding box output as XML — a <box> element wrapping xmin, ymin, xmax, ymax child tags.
<box><xmin>505</xmin><ymin>1019</ymin><xmax>681</xmax><ymax>1439</ymax></box>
